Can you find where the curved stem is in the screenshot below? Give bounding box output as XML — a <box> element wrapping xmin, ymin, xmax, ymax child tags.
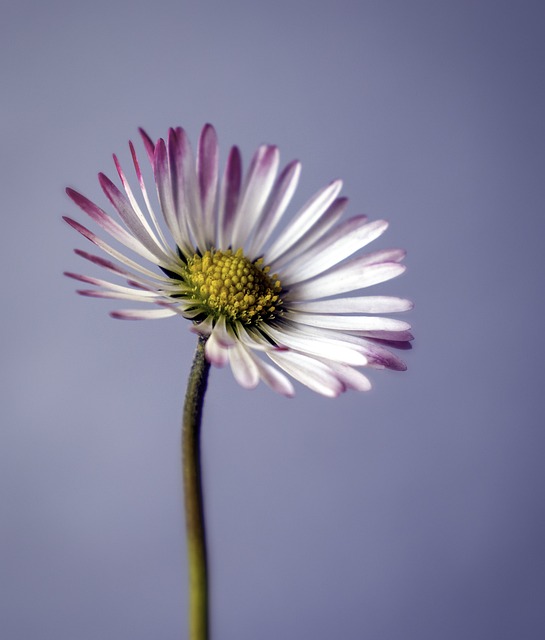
<box><xmin>183</xmin><ymin>336</ymin><xmax>211</xmax><ymax>640</ymax></box>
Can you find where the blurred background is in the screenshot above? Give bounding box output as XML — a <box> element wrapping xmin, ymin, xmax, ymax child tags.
<box><xmin>2</xmin><ymin>1</ymin><xmax>544</xmax><ymax>638</ymax></box>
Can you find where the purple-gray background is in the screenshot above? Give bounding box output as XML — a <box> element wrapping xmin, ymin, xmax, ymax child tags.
<box><xmin>2</xmin><ymin>1</ymin><xmax>544</xmax><ymax>638</ymax></box>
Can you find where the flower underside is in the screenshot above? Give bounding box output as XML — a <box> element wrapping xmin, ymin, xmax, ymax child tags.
<box><xmin>179</xmin><ymin>248</ymin><xmax>283</xmax><ymax>326</ymax></box>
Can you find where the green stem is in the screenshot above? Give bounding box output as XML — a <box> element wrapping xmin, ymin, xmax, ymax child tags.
<box><xmin>182</xmin><ymin>336</ymin><xmax>211</xmax><ymax>640</ymax></box>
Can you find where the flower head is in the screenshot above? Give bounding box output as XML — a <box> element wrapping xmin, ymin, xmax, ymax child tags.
<box><xmin>65</xmin><ymin>125</ymin><xmax>412</xmax><ymax>397</ymax></box>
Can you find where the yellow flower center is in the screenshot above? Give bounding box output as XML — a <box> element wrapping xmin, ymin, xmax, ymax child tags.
<box><xmin>182</xmin><ymin>248</ymin><xmax>283</xmax><ymax>325</ymax></box>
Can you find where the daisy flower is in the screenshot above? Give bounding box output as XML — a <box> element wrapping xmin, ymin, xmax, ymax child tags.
<box><xmin>64</xmin><ymin>124</ymin><xmax>412</xmax><ymax>397</ymax></box>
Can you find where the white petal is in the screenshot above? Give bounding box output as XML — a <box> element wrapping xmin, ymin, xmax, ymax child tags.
<box><xmin>189</xmin><ymin>318</ymin><xmax>214</xmax><ymax>337</ymax></box>
<box><xmin>264</xmin><ymin>180</ymin><xmax>343</xmax><ymax>264</ymax></box>
<box><xmin>320</xmin><ymin>361</ymin><xmax>372</xmax><ymax>392</ymax></box>
<box><xmin>267</xmin><ymin>351</ymin><xmax>345</xmax><ymax>397</ymax></box>
<box><xmin>228</xmin><ymin>343</ymin><xmax>260</xmax><ymax>388</ymax></box>
<box><xmin>270</xmin><ymin>198</ymin><xmax>349</xmax><ymax>271</ymax></box>
<box><xmin>252</xmin><ymin>357</ymin><xmax>295</xmax><ymax>397</ymax></box>
<box><xmin>205</xmin><ymin>328</ymin><xmax>230</xmax><ymax>367</ymax></box>
<box><xmin>286</xmin><ymin>311</ymin><xmax>411</xmax><ymax>333</ymax></box>
<box><xmin>286</xmin><ymin>260</ymin><xmax>406</xmax><ymax>300</ymax></box>
<box><xmin>290</xmin><ymin>296</ymin><xmax>414</xmax><ymax>314</ymax></box>
<box><xmin>235</xmin><ymin>325</ymin><xmax>285</xmax><ymax>352</ymax></box>
<box><xmin>357</xmin><ymin>248</ymin><xmax>406</xmax><ymax>265</ymax></box>
<box><xmin>280</xmin><ymin>218</ymin><xmax>388</xmax><ymax>285</ymax></box>
<box><xmin>204</xmin><ymin>341</ymin><xmax>227</xmax><ymax>367</ymax></box>
<box><xmin>271</xmin><ymin>322</ymin><xmax>410</xmax><ymax>369</ymax></box>
<box><xmin>247</xmin><ymin>160</ymin><xmax>301</xmax><ymax>258</ymax></box>
<box><xmin>262</xmin><ymin>324</ymin><xmax>368</xmax><ymax>366</ymax></box>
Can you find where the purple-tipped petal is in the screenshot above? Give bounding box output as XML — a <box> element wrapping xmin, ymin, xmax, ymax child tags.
<box><xmin>73</xmin><ymin>249</ymin><xmax>175</xmax><ymax>290</ymax></box>
<box><xmin>354</xmin><ymin>329</ymin><xmax>414</xmax><ymax>342</ymax></box>
<box><xmin>74</xmin><ymin>248</ymin><xmax>123</xmax><ymax>274</ymax></box>
<box><xmin>98</xmin><ymin>172</ymin><xmax>170</xmax><ymax>262</ymax></box>
<box><xmin>153</xmin><ymin>138</ymin><xmax>192</xmax><ymax>255</ymax></box>
<box><xmin>110</xmin><ymin>307</ymin><xmax>177</xmax><ymax>320</ymax></box>
<box><xmin>231</xmin><ymin>145</ymin><xmax>279</xmax><ymax>249</ymax></box>
<box><xmin>139</xmin><ymin>128</ymin><xmax>155</xmax><ymax>164</ymax></box>
<box><xmin>128</xmin><ymin>140</ymin><xmax>171</xmax><ymax>251</ymax></box>
<box><xmin>66</xmin><ymin>188</ymin><xmax>162</xmax><ymax>264</ymax></box>
<box><xmin>368</xmin><ymin>337</ymin><xmax>414</xmax><ymax>350</ymax></box>
<box><xmin>169</xmin><ymin>127</ymin><xmax>206</xmax><ymax>252</ymax></box>
<box><xmin>197</xmin><ymin>124</ymin><xmax>219</xmax><ymax>246</ymax></box>
<box><xmin>217</xmin><ymin>146</ymin><xmax>242</xmax><ymax>250</ymax></box>
<box><xmin>359</xmin><ymin>340</ymin><xmax>408</xmax><ymax>370</ymax></box>
<box><xmin>77</xmin><ymin>289</ymin><xmax>161</xmax><ymax>302</ymax></box>
<box><xmin>64</xmin><ymin>271</ymin><xmax>98</xmax><ymax>285</ymax></box>
<box><xmin>64</xmin><ymin>216</ymin><xmax>171</xmax><ymax>280</ymax></box>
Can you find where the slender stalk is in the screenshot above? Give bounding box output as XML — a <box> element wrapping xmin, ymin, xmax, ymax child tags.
<box><xmin>182</xmin><ymin>336</ymin><xmax>211</xmax><ymax>640</ymax></box>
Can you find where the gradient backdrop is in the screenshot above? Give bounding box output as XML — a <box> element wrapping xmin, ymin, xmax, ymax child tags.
<box><xmin>2</xmin><ymin>1</ymin><xmax>544</xmax><ymax>638</ymax></box>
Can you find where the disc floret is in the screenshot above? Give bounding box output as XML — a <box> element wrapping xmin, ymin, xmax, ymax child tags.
<box><xmin>182</xmin><ymin>248</ymin><xmax>283</xmax><ymax>326</ymax></box>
